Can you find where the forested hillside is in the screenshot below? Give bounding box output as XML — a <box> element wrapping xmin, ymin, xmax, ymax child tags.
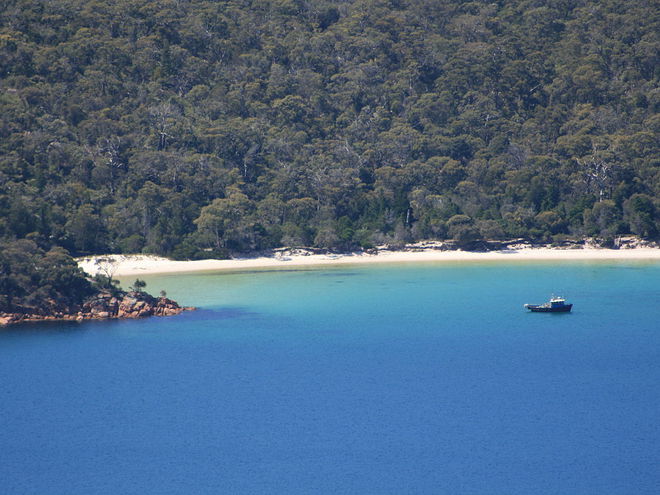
<box><xmin>1</xmin><ymin>0</ymin><xmax>658</xmax><ymax>258</ymax></box>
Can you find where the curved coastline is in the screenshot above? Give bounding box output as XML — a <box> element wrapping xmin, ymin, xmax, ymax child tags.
<box><xmin>78</xmin><ymin>246</ymin><xmax>660</xmax><ymax>277</ymax></box>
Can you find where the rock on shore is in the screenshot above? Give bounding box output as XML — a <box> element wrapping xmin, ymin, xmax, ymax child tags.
<box><xmin>0</xmin><ymin>291</ymin><xmax>195</xmax><ymax>326</ymax></box>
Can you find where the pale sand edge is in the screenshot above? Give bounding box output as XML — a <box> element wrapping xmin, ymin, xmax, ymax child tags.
<box><xmin>77</xmin><ymin>248</ymin><xmax>660</xmax><ymax>277</ymax></box>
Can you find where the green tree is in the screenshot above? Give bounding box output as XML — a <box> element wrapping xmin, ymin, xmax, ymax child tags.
<box><xmin>130</xmin><ymin>279</ymin><xmax>147</xmax><ymax>293</ymax></box>
<box><xmin>194</xmin><ymin>189</ymin><xmax>256</xmax><ymax>250</ymax></box>
<box><xmin>624</xmin><ymin>194</ymin><xmax>657</xmax><ymax>238</ymax></box>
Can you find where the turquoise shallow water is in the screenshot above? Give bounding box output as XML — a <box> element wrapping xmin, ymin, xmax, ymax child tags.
<box><xmin>1</xmin><ymin>261</ymin><xmax>659</xmax><ymax>494</ymax></box>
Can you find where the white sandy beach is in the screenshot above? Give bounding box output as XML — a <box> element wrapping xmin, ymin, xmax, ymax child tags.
<box><xmin>77</xmin><ymin>246</ymin><xmax>660</xmax><ymax>277</ymax></box>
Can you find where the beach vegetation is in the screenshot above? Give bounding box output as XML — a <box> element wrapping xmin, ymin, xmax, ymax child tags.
<box><xmin>130</xmin><ymin>279</ymin><xmax>147</xmax><ymax>293</ymax></box>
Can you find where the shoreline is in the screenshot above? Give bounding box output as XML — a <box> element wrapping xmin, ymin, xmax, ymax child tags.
<box><xmin>77</xmin><ymin>246</ymin><xmax>660</xmax><ymax>277</ymax></box>
<box><xmin>0</xmin><ymin>291</ymin><xmax>194</xmax><ymax>327</ymax></box>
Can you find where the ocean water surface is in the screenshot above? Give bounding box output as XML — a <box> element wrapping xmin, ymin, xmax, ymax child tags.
<box><xmin>1</xmin><ymin>261</ymin><xmax>659</xmax><ymax>494</ymax></box>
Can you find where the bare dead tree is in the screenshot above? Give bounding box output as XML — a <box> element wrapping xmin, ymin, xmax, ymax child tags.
<box><xmin>94</xmin><ymin>256</ymin><xmax>118</xmax><ymax>283</ymax></box>
<box><xmin>102</xmin><ymin>136</ymin><xmax>125</xmax><ymax>193</ymax></box>
<box><xmin>150</xmin><ymin>103</ymin><xmax>178</xmax><ymax>150</ymax></box>
<box><xmin>576</xmin><ymin>144</ymin><xmax>613</xmax><ymax>201</ymax></box>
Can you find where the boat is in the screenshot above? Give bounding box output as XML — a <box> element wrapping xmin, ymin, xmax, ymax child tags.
<box><xmin>524</xmin><ymin>296</ymin><xmax>572</xmax><ymax>313</ymax></box>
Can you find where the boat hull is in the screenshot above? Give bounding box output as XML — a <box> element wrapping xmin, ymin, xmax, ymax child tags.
<box><xmin>526</xmin><ymin>304</ymin><xmax>572</xmax><ymax>313</ymax></box>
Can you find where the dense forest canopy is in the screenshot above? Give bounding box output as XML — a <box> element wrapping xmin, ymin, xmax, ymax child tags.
<box><xmin>0</xmin><ymin>0</ymin><xmax>658</xmax><ymax>258</ymax></box>
<box><xmin>0</xmin><ymin>238</ymin><xmax>95</xmax><ymax>312</ymax></box>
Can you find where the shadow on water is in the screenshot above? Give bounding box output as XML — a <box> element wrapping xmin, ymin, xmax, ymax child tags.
<box><xmin>317</xmin><ymin>271</ymin><xmax>362</xmax><ymax>277</ymax></box>
<box><xmin>0</xmin><ymin>317</ymin><xmax>125</xmax><ymax>337</ymax></box>
<box><xmin>525</xmin><ymin>311</ymin><xmax>574</xmax><ymax>317</ymax></box>
<box><xmin>189</xmin><ymin>307</ymin><xmax>263</xmax><ymax>321</ymax></box>
<box><xmin>195</xmin><ymin>268</ymin><xmax>316</xmax><ymax>277</ymax></box>
<box><xmin>0</xmin><ymin>306</ymin><xmax>266</xmax><ymax>339</ymax></box>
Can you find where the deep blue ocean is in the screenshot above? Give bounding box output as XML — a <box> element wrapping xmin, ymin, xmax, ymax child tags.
<box><xmin>1</xmin><ymin>261</ymin><xmax>659</xmax><ymax>494</ymax></box>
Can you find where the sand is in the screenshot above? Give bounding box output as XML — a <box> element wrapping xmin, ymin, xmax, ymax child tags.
<box><xmin>77</xmin><ymin>247</ymin><xmax>660</xmax><ymax>277</ymax></box>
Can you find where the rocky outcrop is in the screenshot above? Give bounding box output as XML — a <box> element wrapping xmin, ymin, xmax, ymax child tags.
<box><xmin>112</xmin><ymin>291</ymin><xmax>193</xmax><ymax>318</ymax></box>
<box><xmin>1</xmin><ymin>291</ymin><xmax>194</xmax><ymax>326</ymax></box>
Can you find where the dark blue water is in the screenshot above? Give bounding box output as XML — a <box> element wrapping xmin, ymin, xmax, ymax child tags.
<box><xmin>2</xmin><ymin>261</ymin><xmax>659</xmax><ymax>494</ymax></box>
